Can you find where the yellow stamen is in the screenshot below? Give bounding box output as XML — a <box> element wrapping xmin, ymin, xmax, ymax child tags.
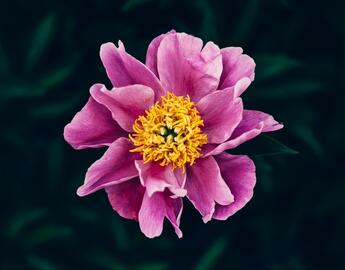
<box><xmin>129</xmin><ymin>92</ymin><xmax>207</xmax><ymax>172</ymax></box>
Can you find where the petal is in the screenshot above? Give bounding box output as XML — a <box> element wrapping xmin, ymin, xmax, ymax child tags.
<box><xmin>219</xmin><ymin>47</ymin><xmax>255</xmax><ymax>92</ymax></box>
<box><xmin>157</xmin><ymin>33</ymin><xmax>222</xmax><ymax>102</ymax></box>
<box><xmin>197</xmin><ymin>88</ymin><xmax>243</xmax><ymax>144</ymax></box>
<box><xmin>100</xmin><ymin>41</ymin><xmax>165</xmax><ymax>98</ymax></box>
<box><xmin>64</xmin><ymin>87</ymin><xmax>126</xmax><ymax>149</ymax></box>
<box><xmin>186</xmin><ymin>156</ymin><xmax>234</xmax><ymax>223</ymax></box>
<box><xmin>77</xmin><ymin>138</ymin><xmax>139</xmax><ymax>196</ymax></box>
<box><xmin>145</xmin><ymin>30</ymin><xmax>176</xmax><ymax>77</ymax></box>
<box><xmin>213</xmin><ymin>153</ymin><xmax>256</xmax><ymax>220</ymax></box>
<box><xmin>138</xmin><ymin>192</ymin><xmax>183</xmax><ymax>238</ymax></box>
<box><xmin>90</xmin><ymin>84</ymin><xmax>155</xmax><ymax>132</ymax></box>
<box><xmin>105</xmin><ymin>177</ymin><xmax>145</xmax><ymax>220</ymax></box>
<box><xmin>203</xmin><ymin>110</ymin><xmax>283</xmax><ymax>156</ymax></box>
<box><xmin>135</xmin><ymin>161</ymin><xmax>187</xmax><ymax>197</ymax></box>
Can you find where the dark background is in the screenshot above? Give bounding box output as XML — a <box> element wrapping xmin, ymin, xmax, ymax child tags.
<box><xmin>1</xmin><ymin>0</ymin><xmax>344</xmax><ymax>269</ymax></box>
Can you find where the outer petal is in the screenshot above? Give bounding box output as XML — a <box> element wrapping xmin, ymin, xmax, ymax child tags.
<box><xmin>203</xmin><ymin>110</ymin><xmax>283</xmax><ymax>156</ymax></box>
<box><xmin>186</xmin><ymin>156</ymin><xmax>234</xmax><ymax>223</ymax></box>
<box><xmin>213</xmin><ymin>153</ymin><xmax>256</xmax><ymax>220</ymax></box>
<box><xmin>64</xmin><ymin>87</ymin><xmax>125</xmax><ymax>149</ymax></box>
<box><xmin>100</xmin><ymin>41</ymin><xmax>165</xmax><ymax>98</ymax></box>
<box><xmin>197</xmin><ymin>88</ymin><xmax>243</xmax><ymax>144</ymax></box>
<box><xmin>135</xmin><ymin>161</ymin><xmax>187</xmax><ymax>197</ymax></box>
<box><xmin>219</xmin><ymin>47</ymin><xmax>255</xmax><ymax>92</ymax></box>
<box><xmin>105</xmin><ymin>177</ymin><xmax>145</xmax><ymax>220</ymax></box>
<box><xmin>90</xmin><ymin>84</ymin><xmax>155</xmax><ymax>132</ymax></box>
<box><xmin>157</xmin><ymin>33</ymin><xmax>222</xmax><ymax>102</ymax></box>
<box><xmin>138</xmin><ymin>192</ymin><xmax>183</xmax><ymax>238</ymax></box>
<box><xmin>145</xmin><ymin>30</ymin><xmax>176</xmax><ymax>77</ymax></box>
<box><xmin>77</xmin><ymin>138</ymin><xmax>139</xmax><ymax>196</ymax></box>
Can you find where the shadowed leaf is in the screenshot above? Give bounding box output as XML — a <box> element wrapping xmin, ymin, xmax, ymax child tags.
<box><xmin>195</xmin><ymin>237</ymin><xmax>227</xmax><ymax>270</ymax></box>
<box><xmin>27</xmin><ymin>255</ymin><xmax>58</xmax><ymax>270</ymax></box>
<box><xmin>25</xmin><ymin>14</ymin><xmax>57</xmax><ymax>71</ymax></box>
<box><xmin>232</xmin><ymin>134</ymin><xmax>298</xmax><ymax>157</ymax></box>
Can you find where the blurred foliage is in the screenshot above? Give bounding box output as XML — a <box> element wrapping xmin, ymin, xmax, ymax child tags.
<box><xmin>1</xmin><ymin>0</ymin><xmax>345</xmax><ymax>269</ymax></box>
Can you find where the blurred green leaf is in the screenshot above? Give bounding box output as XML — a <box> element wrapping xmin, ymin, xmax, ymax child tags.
<box><xmin>25</xmin><ymin>14</ymin><xmax>57</xmax><ymax>71</ymax></box>
<box><xmin>109</xmin><ymin>218</ymin><xmax>129</xmax><ymax>250</ymax></box>
<box><xmin>27</xmin><ymin>255</ymin><xmax>58</xmax><ymax>270</ymax></box>
<box><xmin>136</xmin><ymin>262</ymin><xmax>169</xmax><ymax>270</ymax></box>
<box><xmin>37</xmin><ymin>60</ymin><xmax>77</xmax><ymax>90</ymax></box>
<box><xmin>4</xmin><ymin>208</ymin><xmax>47</xmax><ymax>238</ymax></box>
<box><xmin>253</xmin><ymin>80</ymin><xmax>323</xmax><ymax>99</ymax></box>
<box><xmin>122</xmin><ymin>0</ymin><xmax>151</xmax><ymax>12</ymax></box>
<box><xmin>30</xmin><ymin>94</ymin><xmax>81</xmax><ymax>118</ymax></box>
<box><xmin>232</xmin><ymin>0</ymin><xmax>259</xmax><ymax>43</ymax></box>
<box><xmin>87</xmin><ymin>251</ymin><xmax>128</xmax><ymax>270</ymax></box>
<box><xmin>25</xmin><ymin>225</ymin><xmax>74</xmax><ymax>247</ymax></box>
<box><xmin>232</xmin><ymin>134</ymin><xmax>298</xmax><ymax>157</ymax></box>
<box><xmin>0</xmin><ymin>43</ymin><xmax>10</xmax><ymax>75</ymax></box>
<box><xmin>292</xmin><ymin>125</ymin><xmax>323</xmax><ymax>156</ymax></box>
<box><xmin>194</xmin><ymin>237</ymin><xmax>227</xmax><ymax>270</ymax></box>
<box><xmin>256</xmin><ymin>55</ymin><xmax>302</xmax><ymax>81</ymax></box>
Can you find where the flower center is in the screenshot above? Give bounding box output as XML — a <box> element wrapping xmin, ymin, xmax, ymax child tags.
<box><xmin>129</xmin><ymin>92</ymin><xmax>207</xmax><ymax>172</ymax></box>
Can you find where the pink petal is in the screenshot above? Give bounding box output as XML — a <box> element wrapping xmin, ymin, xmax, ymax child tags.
<box><xmin>213</xmin><ymin>153</ymin><xmax>256</xmax><ymax>220</ymax></box>
<box><xmin>105</xmin><ymin>177</ymin><xmax>145</xmax><ymax>220</ymax></box>
<box><xmin>203</xmin><ymin>110</ymin><xmax>283</xmax><ymax>156</ymax></box>
<box><xmin>157</xmin><ymin>33</ymin><xmax>222</xmax><ymax>102</ymax></box>
<box><xmin>197</xmin><ymin>88</ymin><xmax>243</xmax><ymax>144</ymax></box>
<box><xmin>100</xmin><ymin>41</ymin><xmax>165</xmax><ymax>98</ymax></box>
<box><xmin>64</xmin><ymin>86</ymin><xmax>126</xmax><ymax>149</ymax></box>
<box><xmin>135</xmin><ymin>161</ymin><xmax>187</xmax><ymax>197</ymax></box>
<box><xmin>90</xmin><ymin>83</ymin><xmax>155</xmax><ymax>132</ymax></box>
<box><xmin>219</xmin><ymin>47</ymin><xmax>255</xmax><ymax>92</ymax></box>
<box><xmin>145</xmin><ymin>30</ymin><xmax>176</xmax><ymax>78</ymax></box>
<box><xmin>77</xmin><ymin>138</ymin><xmax>139</xmax><ymax>196</ymax></box>
<box><xmin>186</xmin><ymin>156</ymin><xmax>234</xmax><ymax>223</ymax></box>
<box><xmin>138</xmin><ymin>192</ymin><xmax>183</xmax><ymax>238</ymax></box>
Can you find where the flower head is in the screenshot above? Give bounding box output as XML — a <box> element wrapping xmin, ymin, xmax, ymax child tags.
<box><xmin>64</xmin><ymin>30</ymin><xmax>283</xmax><ymax>238</ymax></box>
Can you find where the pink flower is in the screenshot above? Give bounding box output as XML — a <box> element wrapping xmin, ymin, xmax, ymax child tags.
<box><xmin>64</xmin><ymin>30</ymin><xmax>283</xmax><ymax>238</ymax></box>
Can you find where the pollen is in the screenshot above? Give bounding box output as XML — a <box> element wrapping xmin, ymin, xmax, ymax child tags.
<box><xmin>129</xmin><ymin>92</ymin><xmax>207</xmax><ymax>172</ymax></box>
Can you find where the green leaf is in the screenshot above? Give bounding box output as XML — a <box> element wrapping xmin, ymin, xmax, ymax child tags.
<box><xmin>4</xmin><ymin>208</ymin><xmax>47</xmax><ymax>238</ymax></box>
<box><xmin>122</xmin><ymin>0</ymin><xmax>151</xmax><ymax>12</ymax></box>
<box><xmin>27</xmin><ymin>255</ymin><xmax>58</xmax><ymax>270</ymax></box>
<box><xmin>256</xmin><ymin>54</ymin><xmax>302</xmax><ymax>81</ymax></box>
<box><xmin>87</xmin><ymin>251</ymin><xmax>128</xmax><ymax>270</ymax></box>
<box><xmin>25</xmin><ymin>14</ymin><xmax>57</xmax><ymax>71</ymax></box>
<box><xmin>194</xmin><ymin>237</ymin><xmax>227</xmax><ymax>270</ymax></box>
<box><xmin>136</xmin><ymin>262</ymin><xmax>169</xmax><ymax>270</ymax></box>
<box><xmin>232</xmin><ymin>0</ymin><xmax>260</xmax><ymax>43</ymax></box>
<box><xmin>231</xmin><ymin>134</ymin><xmax>298</xmax><ymax>157</ymax></box>
<box><xmin>25</xmin><ymin>225</ymin><xmax>74</xmax><ymax>247</ymax></box>
<box><xmin>252</xmin><ymin>80</ymin><xmax>323</xmax><ymax>99</ymax></box>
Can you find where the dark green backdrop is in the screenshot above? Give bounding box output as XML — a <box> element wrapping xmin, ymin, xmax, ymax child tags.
<box><xmin>1</xmin><ymin>0</ymin><xmax>344</xmax><ymax>269</ymax></box>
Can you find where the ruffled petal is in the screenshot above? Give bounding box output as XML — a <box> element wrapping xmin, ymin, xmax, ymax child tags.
<box><xmin>186</xmin><ymin>156</ymin><xmax>234</xmax><ymax>223</ymax></box>
<box><xmin>197</xmin><ymin>88</ymin><xmax>243</xmax><ymax>144</ymax></box>
<box><xmin>213</xmin><ymin>153</ymin><xmax>256</xmax><ymax>220</ymax></box>
<box><xmin>203</xmin><ymin>110</ymin><xmax>283</xmax><ymax>156</ymax></box>
<box><xmin>100</xmin><ymin>41</ymin><xmax>165</xmax><ymax>98</ymax></box>
<box><xmin>90</xmin><ymin>83</ymin><xmax>155</xmax><ymax>132</ymax></box>
<box><xmin>64</xmin><ymin>86</ymin><xmax>126</xmax><ymax>149</ymax></box>
<box><xmin>135</xmin><ymin>161</ymin><xmax>186</xmax><ymax>197</ymax></box>
<box><xmin>105</xmin><ymin>177</ymin><xmax>145</xmax><ymax>220</ymax></box>
<box><xmin>145</xmin><ymin>29</ymin><xmax>176</xmax><ymax>78</ymax></box>
<box><xmin>138</xmin><ymin>192</ymin><xmax>183</xmax><ymax>238</ymax></box>
<box><xmin>157</xmin><ymin>33</ymin><xmax>222</xmax><ymax>102</ymax></box>
<box><xmin>77</xmin><ymin>138</ymin><xmax>139</xmax><ymax>196</ymax></box>
<box><xmin>219</xmin><ymin>47</ymin><xmax>255</xmax><ymax>92</ymax></box>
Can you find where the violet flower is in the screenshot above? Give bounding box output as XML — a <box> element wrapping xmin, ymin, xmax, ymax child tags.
<box><xmin>64</xmin><ymin>30</ymin><xmax>283</xmax><ymax>238</ymax></box>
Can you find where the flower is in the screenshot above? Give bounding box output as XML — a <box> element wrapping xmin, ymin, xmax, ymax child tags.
<box><xmin>64</xmin><ymin>30</ymin><xmax>283</xmax><ymax>238</ymax></box>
